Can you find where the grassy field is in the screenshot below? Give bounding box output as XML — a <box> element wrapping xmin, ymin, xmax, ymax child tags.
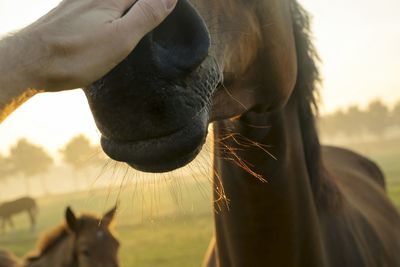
<box><xmin>0</xmin><ymin>138</ymin><xmax>399</xmax><ymax>266</ymax></box>
<box><xmin>0</xmin><ymin>175</ymin><xmax>215</xmax><ymax>267</ymax></box>
<box><xmin>343</xmin><ymin>138</ymin><xmax>400</xmax><ymax>208</ymax></box>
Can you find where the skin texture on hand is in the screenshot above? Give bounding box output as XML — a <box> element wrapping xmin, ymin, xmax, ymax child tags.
<box><xmin>0</xmin><ymin>0</ymin><xmax>177</xmax><ymax>121</ymax></box>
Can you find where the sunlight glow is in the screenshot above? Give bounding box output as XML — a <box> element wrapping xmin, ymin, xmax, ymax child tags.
<box><xmin>301</xmin><ymin>0</ymin><xmax>400</xmax><ymax>112</ymax></box>
<box><xmin>0</xmin><ymin>0</ymin><xmax>399</xmax><ymax>154</ymax></box>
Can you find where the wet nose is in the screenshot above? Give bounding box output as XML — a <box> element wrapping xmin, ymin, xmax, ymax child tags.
<box><xmin>110</xmin><ymin>0</ymin><xmax>210</xmax><ymax>76</ymax></box>
<box><xmin>145</xmin><ymin>0</ymin><xmax>210</xmax><ymax>78</ymax></box>
<box><xmin>86</xmin><ymin>0</ymin><xmax>212</xmax><ymax>143</ymax></box>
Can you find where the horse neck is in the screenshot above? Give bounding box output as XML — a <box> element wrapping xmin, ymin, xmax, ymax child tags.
<box><xmin>212</xmin><ymin>98</ymin><xmax>327</xmax><ymax>266</ymax></box>
<box><xmin>25</xmin><ymin>234</ymin><xmax>74</xmax><ymax>267</ymax></box>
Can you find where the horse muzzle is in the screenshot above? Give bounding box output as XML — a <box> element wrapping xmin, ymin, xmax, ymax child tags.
<box><xmin>85</xmin><ymin>0</ymin><xmax>221</xmax><ymax>172</ymax></box>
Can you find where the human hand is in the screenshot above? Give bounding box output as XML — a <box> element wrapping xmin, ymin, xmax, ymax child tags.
<box><xmin>20</xmin><ymin>0</ymin><xmax>177</xmax><ymax>92</ymax></box>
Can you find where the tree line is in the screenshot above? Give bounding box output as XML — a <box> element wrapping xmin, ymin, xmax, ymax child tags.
<box><xmin>1</xmin><ymin>99</ymin><xmax>399</xmax><ymax>195</ymax></box>
<box><xmin>319</xmin><ymin>99</ymin><xmax>400</xmax><ymax>139</ymax></box>
<box><xmin>0</xmin><ymin>135</ymin><xmax>105</xmax><ymax>194</ymax></box>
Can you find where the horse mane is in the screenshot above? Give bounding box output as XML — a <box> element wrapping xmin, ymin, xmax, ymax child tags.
<box><xmin>37</xmin><ymin>224</ymin><xmax>69</xmax><ymax>255</ymax></box>
<box><xmin>26</xmin><ymin>213</ymin><xmax>106</xmax><ymax>263</ymax></box>
<box><xmin>290</xmin><ymin>0</ymin><xmax>341</xmax><ymax>209</ymax></box>
<box><xmin>25</xmin><ymin>224</ymin><xmax>69</xmax><ymax>262</ymax></box>
<box><xmin>32</xmin><ymin>214</ymin><xmax>98</xmax><ymax>255</ymax></box>
<box><xmin>0</xmin><ymin>250</ymin><xmax>21</xmax><ymax>267</ymax></box>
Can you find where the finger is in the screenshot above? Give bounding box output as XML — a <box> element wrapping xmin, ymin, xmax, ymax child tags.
<box><xmin>119</xmin><ymin>0</ymin><xmax>177</xmax><ymax>36</ymax></box>
<box><xmin>96</xmin><ymin>0</ymin><xmax>136</xmax><ymax>15</ymax></box>
<box><xmin>111</xmin><ymin>0</ymin><xmax>136</xmax><ymax>12</ymax></box>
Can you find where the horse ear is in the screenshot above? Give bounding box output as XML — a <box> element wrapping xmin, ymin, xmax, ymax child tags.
<box><xmin>65</xmin><ymin>206</ymin><xmax>77</xmax><ymax>232</ymax></box>
<box><xmin>102</xmin><ymin>205</ymin><xmax>117</xmax><ymax>227</ymax></box>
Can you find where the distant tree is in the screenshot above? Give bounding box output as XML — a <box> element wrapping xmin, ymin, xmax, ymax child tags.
<box><xmin>343</xmin><ymin>105</ymin><xmax>366</xmax><ymax>137</ymax></box>
<box><xmin>326</xmin><ymin>109</ymin><xmax>348</xmax><ymax>137</ymax></box>
<box><xmin>365</xmin><ymin>99</ymin><xmax>390</xmax><ymax>137</ymax></box>
<box><xmin>0</xmin><ymin>155</ymin><xmax>13</xmax><ymax>184</ymax></box>
<box><xmin>319</xmin><ymin>110</ymin><xmax>343</xmax><ymax>137</ymax></box>
<box><xmin>392</xmin><ymin>101</ymin><xmax>400</xmax><ymax>127</ymax></box>
<box><xmin>60</xmin><ymin>135</ymin><xmax>103</xmax><ymax>189</ymax></box>
<box><xmin>320</xmin><ymin>99</ymin><xmax>399</xmax><ymax>141</ymax></box>
<box><xmin>8</xmin><ymin>139</ymin><xmax>53</xmax><ymax>194</ymax></box>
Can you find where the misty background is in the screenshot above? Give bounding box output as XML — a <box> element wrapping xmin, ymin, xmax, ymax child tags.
<box><xmin>0</xmin><ymin>1</ymin><xmax>399</xmax><ymax>266</ymax></box>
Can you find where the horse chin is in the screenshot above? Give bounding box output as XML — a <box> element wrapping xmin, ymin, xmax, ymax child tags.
<box><xmin>88</xmin><ymin>56</ymin><xmax>222</xmax><ymax>173</ymax></box>
<box><xmin>100</xmin><ymin>108</ymin><xmax>209</xmax><ymax>173</ymax></box>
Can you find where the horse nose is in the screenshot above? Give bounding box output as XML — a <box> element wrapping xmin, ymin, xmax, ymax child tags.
<box><xmin>151</xmin><ymin>0</ymin><xmax>210</xmax><ymax>77</ymax></box>
<box><xmin>85</xmin><ymin>0</ymin><xmax>213</xmax><ymax>144</ymax></box>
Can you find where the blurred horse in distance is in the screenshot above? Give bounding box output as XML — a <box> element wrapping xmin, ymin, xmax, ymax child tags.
<box><xmin>0</xmin><ymin>196</ymin><xmax>37</xmax><ymax>233</ymax></box>
<box><xmin>0</xmin><ymin>206</ymin><xmax>120</xmax><ymax>267</ymax></box>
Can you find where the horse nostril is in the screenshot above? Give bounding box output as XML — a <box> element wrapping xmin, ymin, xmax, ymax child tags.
<box><xmin>152</xmin><ymin>0</ymin><xmax>210</xmax><ymax>77</ymax></box>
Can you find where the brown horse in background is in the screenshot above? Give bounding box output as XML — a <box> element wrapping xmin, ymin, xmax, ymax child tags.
<box><xmin>0</xmin><ymin>196</ymin><xmax>37</xmax><ymax>233</ymax></box>
<box><xmin>0</xmin><ymin>206</ymin><xmax>119</xmax><ymax>267</ymax></box>
<box><xmin>84</xmin><ymin>0</ymin><xmax>400</xmax><ymax>266</ymax></box>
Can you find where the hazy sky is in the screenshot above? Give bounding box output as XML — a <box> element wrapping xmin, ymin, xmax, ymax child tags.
<box><xmin>0</xmin><ymin>0</ymin><xmax>399</xmax><ymax>155</ymax></box>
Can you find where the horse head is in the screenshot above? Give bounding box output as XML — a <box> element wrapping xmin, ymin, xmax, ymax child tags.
<box><xmin>65</xmin><ymin>206</ymin><xmax>119</xmax><ymax>267</ymax></box>
<box><xmin>85</xmin><ymin>0</ymin><xmax>297</xmax><ymax>172</ymax></box>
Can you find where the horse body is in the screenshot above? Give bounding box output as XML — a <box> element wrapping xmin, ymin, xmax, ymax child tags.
<box><xmin>85</xmin><ymin>0</ymin><xmax>400</xmax><ymax>266</ymax></box>
<box><xmin>204</xmin><ymin>102</ymin><xmax>400</xmax><ymax>267</ymax></box>
<box><xmin>321</xmin><ymin>146</ymin><xmax>400</xmax><ymax>267</ymax></box>
<box><xmin>0</xmin><ymin>196</ymin><xmax>37</xmax><ymax>232</ymax></box>
<box><xmin>208</xmin><ymin>104</ymin><xmax>327</xmax><ymax>266</ymax></box>
<box><xmin>0</xmin><ymin>207</ymin><xmax>119</xmax><ymax>267</ymax></box>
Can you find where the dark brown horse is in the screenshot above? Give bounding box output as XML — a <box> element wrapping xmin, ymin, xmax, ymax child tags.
<box><xmin>0</xmin><ymin>196</ymin><xmax>37</xmax><ymax>233</ymax></box>
<box><xmin>0</xmin><ymin>206</ymin><xmax>119</xmax><ymax>267</ymax></box>
<box><xmin>84</xmin><ymin>0</ymin><xmax>400</xmax><ymax>266</ymax></box>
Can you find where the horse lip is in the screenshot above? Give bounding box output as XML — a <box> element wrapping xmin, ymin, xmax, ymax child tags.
<box><xmin>101</xmin><ymin>108</ymin><xmax>209</xmax><ymax>173</ymax></box>
<box><xmin>127</xmin><ymin>145</ymin><xmax>202</xmax><ymax>173</ymax></box>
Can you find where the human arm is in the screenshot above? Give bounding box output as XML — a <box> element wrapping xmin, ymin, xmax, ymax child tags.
<box><xmin>0</xmin><ymin>0</ymin><xmax>177</xmax><ymax>122</ymax></box>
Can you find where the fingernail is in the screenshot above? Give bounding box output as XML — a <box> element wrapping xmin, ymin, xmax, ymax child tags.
<box><xmin>163</xmin><ymin>0</ymin><xmax>177</xmax><ymax>11</ymax></box>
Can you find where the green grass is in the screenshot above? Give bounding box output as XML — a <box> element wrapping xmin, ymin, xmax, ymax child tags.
<box><xmin>0</xmin><ymin>176</ymin><xmax>214</xmax><ymax>267</ymax></box>
<box><xmin>341</xmin><ymin>138</ymin><xmax>400</xmax><ymax>209</ymax></box>
<box><xmin>0</xmin><ymin>138</ymin><xmax>399</xmax><ymax>266</ymax></box>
